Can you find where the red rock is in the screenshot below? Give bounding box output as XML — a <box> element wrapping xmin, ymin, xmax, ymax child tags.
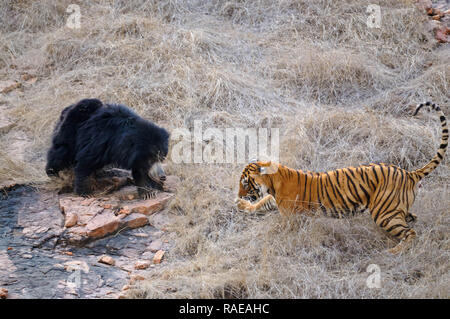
<box><xmin>118</xmin><ymin>208</ymin><xmax>131</xmax><ymax>216</ymax></box>
<box><xmin>7</xmin><ymin>247</ymin><xmax>12</xmax><ymax>251</ymax></box>
<box><xmin>0</xmin><ymin>81</ymin><xmax>21</xmax><ymax>94</ymax></box>
<box><xmin>61</xmin><ymin>251</ymin><xmax>73</xmax><ymax>256</ymax></box>
<box><xmin>432</xmin><ymin>14</ymin><xmax>441</xmax><ymax>20</ymax></box>
<box><xmin>153</xmin><ymin>250</ymin><xmax>165</xmax><ymax>264</ymax></box>
<box><xmin>64</xmin><ymin>213</ymin><xmax>78</xmax><ymax>228</ymax></box>
<box><xmin>122</xmin><ymin>213</ymin><xmax>148</xmax><ymax>229</ymax></box>
<box><xmin>86</xmin><ymin>211</ymin><xmax>120</xmax><ymax>238</ymax></box>
<box><xmin>98</xmin><ymin>255</ymin><xmax>116</xmax><ymax>266</ymax></box>
<box><xmin>120</xmin><ymin>193</ymin><xmax>174</xmax><ymax>216</ymax></box>
<box><xmin>435</xmin><ymin>26</ymin><xmax>449</xmax><ymax>43</ymax></box>
<box><xmin>0</xmin><ymin>288</ymin><xmax>8</xmax><ymax>299</ymax></box>
<box><xmin>134</xmin><ymin>260</ymin><xmax>151</xmax><ymax>270</ymax></box>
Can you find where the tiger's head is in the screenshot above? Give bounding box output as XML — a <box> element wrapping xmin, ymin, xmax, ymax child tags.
<box><xmin>238</xmin><ymin>160</ymin><xmax>279</xmax><ymax>202</ymax></box>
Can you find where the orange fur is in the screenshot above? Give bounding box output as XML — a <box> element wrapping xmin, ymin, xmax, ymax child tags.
<box><xmin>236</xmin><ymin>102</ymin><xmax>448</xmax><ymax>254</ymax></box>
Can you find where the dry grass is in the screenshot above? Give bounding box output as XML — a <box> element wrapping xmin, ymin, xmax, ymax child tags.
<box><xmin>0</xmin><ymin>0</ymin><xmax>449</xmax><ymax>298</ymax></box>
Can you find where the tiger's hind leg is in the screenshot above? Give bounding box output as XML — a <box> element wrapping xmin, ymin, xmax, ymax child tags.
<box><xmin>375</xmin><ymin>212</ymin><xmax>416</xmax><ymax>254</ymax></box>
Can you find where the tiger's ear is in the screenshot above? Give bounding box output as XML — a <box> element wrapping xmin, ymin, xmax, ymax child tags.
<box><xmin>249</xmin><ymin>158</ymin><xmax>258</xmax><ymax>163</ymax></box>
<box><xmin>259</xmin><ymin>161</ymin><xmax>278</xmax><ymax>175</ymax></box>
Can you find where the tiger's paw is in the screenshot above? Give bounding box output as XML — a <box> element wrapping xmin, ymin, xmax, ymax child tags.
<box><xmin>235</xmin><ymin>198</ymin><xmax>255</xmax><ymax>212</ymax></box>
<box><xmin>387</xmin><ymin>246</ymin><xmax>402</xmax><ymax>255</ymax></box>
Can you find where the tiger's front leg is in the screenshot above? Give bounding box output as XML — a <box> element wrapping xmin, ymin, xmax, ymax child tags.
<box><xmin>235</xmin><ymin>194</ymin><xmax>276</xmax><ymax>213</ymax></box>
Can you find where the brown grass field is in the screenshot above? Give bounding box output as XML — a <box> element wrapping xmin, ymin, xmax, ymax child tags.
<box><xmin>0</xmin><ymin>0</ymin><xmax>449</xmax><ymax>298</ymax></box>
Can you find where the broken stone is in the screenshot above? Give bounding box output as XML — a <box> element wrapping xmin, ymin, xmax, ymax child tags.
<box><xmin>61</xmin><ymin>251</ymin><xmax>73</xmax><ymax>256</ymax></box>
<box><xmin>148</xmin><ymin>239</ymin><xmax>162</xmax><ymax>253</ymax></box>
<box><xmin>153</xmin><ymin>250</ymin><xmax>165</xmax><ymax>264</ymax></box>
<box><xmin>120</xmin><ymin>193</ymin><xmax>174</xmax><ymax>216</ymax></box>
<box><xmin>134</xmin><ymin>260</ymin><xmax>151</xmax><ymax>270</ymax></box>
<box><xmin>0</xmin><ymin>80</ymin><xmax>21</xmax><ymax>94</ymax></box>
<box><xmin>122</xmin><ymin>213</ymin><xmax>148</xmax><ymax>229</ymax></box>
<box><xmin>86</xmin><ymin>211</ymin><xmax>120</xmax><ymax>238</ymax></box>
<box><xmin>21</xmin><ymin>254</ymin><xmax>33</xmax><ymax>259</ymax></box>
<box><xmin>0</xmin><ymin>288</ymin><xmax>8</xmax><ymax>299</ymax></box>
<box><xmin>59</xmin><ymin>196</ymin><xmax>108</xmax><ymax>226</ymax></box>
<box><xmin>98</xmin><ymin>255</ymin><xmax>116</xmax><ymax>266</ymax></box>
<box><xmin>64</xmin><ymin>213</ymin><xmax>78</xmax><ymax>228</ymax></box>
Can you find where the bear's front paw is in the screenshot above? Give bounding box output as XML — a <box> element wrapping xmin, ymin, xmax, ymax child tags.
<box><xmin>138</xmin><ymin>187</ymin><xmax>157</xmax><ymax>200</ymax></box>
<box><xmin>235</xmin><ymin>198</ymin><xmax>255</xmax><ymax>212</ymax></box>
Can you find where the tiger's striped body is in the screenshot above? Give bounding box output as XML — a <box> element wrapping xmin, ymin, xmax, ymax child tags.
<box><xmin>236</xmin><ymin>102</ymin><xmax>448</xmax><ymax>254</ymax></box>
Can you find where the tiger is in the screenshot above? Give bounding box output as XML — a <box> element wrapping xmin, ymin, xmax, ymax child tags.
<box><xmin>235</xmin><ymin>102</ymin><xmax>448</xmax><ymax>254</ymax></box>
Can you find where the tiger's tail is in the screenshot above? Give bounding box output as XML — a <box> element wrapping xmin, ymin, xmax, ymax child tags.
<box><xmin>412</xmin><ymin>101</ymin><xmax>448</xmax><ymax>179</ymax></box>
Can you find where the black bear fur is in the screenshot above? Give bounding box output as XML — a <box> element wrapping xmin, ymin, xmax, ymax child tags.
<box><xmin>46</xmin><ymin>100</ymin><xmax>170</xmax><ymax>198</ymax></box>
<box><xmin>46</xmin><ymin>98</ymin><xmax>103</xmax><ymax>177</ymax></box>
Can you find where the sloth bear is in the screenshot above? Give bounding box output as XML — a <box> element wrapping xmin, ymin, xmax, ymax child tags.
<box><xmin>46</xmin><ymin>98</ymin><xmax>104</xmax><ymax>177</ymax></box>
<box><xmin>46</xmin><ymin>100</ymin><xmax>170</xmax><ymax>199</ymax></box>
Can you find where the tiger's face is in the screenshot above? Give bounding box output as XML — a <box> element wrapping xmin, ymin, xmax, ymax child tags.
<box><xmin>238</xmin><ymin>161</ymin><xmax>278</xmax><ymax>202</ymax></box>
<box><xmin>238</xmin><ymin>163</ymin><xmax>262</xmax><ymax>202</ymax></box>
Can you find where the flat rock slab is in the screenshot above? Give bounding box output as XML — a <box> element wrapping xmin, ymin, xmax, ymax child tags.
<box><xmin>58</xmin><ymin>176</ymin><xmax>178</xmax><ymax>245</ymax></box>
<box><xmin>0</xmin><ymin>185</ymin><xmax>174</xmax><ymax>299</ymax></box>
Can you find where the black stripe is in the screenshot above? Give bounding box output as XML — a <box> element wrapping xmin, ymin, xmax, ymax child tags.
<box><xmin>303</xmin><ymin>172</ymin><xmax>308</xmax><ymax>204</ymax></box>
<box><xmin>371</xmin><ymin>166</ymin><xmax>379</xmax><ymax>184</ymax></box>
<box><xmin>440</xmin><ymin>116</ymin><xmax>446</xmax><ymax>122</ymax></box>
<box><xmin>373</xmin><ymin>169</ymin><xmax>399</xmax><ymax>221</ymax></box>
<box><xmin>344</xmin><ymin>170</ymin><xmax>362</xmax><ymax>203</ymax></box>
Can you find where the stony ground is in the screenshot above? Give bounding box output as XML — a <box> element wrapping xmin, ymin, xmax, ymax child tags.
<box><xmin>0</xmin><ymin>183</ymin><xmax>176</xmax><ymax>299</ymax></box>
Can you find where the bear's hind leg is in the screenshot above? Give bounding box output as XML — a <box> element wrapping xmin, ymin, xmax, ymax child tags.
<box><xmin>74</xmin><ymin>164</ymin><xmax>94</xmax><ymax>197</ymax></box>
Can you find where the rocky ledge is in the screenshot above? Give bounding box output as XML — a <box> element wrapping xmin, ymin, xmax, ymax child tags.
<box><xmin>0</xmin><ymin>175</ymin><xmax>179</xmax><ymax>299</ymax></box>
